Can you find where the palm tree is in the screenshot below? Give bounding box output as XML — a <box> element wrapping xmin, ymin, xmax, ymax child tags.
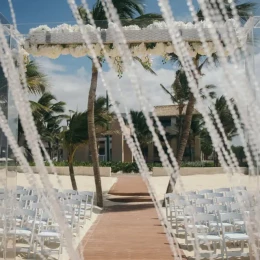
<box><xmin>26</xmin><ymin>60</ymin><xmax>48</xmax><ymax>95</ymax></box>
<box><xmin>161</xmin><ymin>69</ymin><xmax>215</xmax><ymax>151</ymax></box>
<box><xmin>164</xmin><ymin>1</ymin><xmax>256</xmax><ymax>194</ymax></box>
<box><xmin>63</xmin><ymin>96</ymin><xmax>114</xmax><ymax>190</ymax></box>
<box><xmin>18</xmin><ymin>92</ymin><xmax>68</xmax><ymax>160</ymax></box>
<box><xmin>78</xmin><ymin>0</ymin><xmax>157</xmax><ymax>207</ymax></box>
<box><xmin>129</xmin><ymin>110</ymin><xmax>152</xmax><ymax>159</ymax></box>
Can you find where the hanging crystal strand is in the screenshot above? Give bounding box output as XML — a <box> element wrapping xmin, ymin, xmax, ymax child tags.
<box><xmin>205</xmin><ymin>0</ymin><xmax>260</xmax><ymax>175</ymax></box>
<box><xmin>186</xmin><ymin>0</ymin><xmax>244</xmax><ymax>172</ymax></box>
<box><xmin>224</xmin><ymin>0</ymin><xmax>260</xmax><ymax>251</ymax></box>
<box><xmin>197</xmin><ymin>0</ymin><xmax>259</xmax><ymax>174</ymax></box>
<box><xmin>96</xmin><ymin>1</ymin><xmax>207</xmax><ymax>258</ymax></box>
<box><xmin>158</xmin><ymin>0</ymin><xmax>256</xmax><ymax>229</ymax></box>
<box><xmin>185</xmin><ymin>3</ymin><xmax>260</xmax><ymax>258</ymax></box>
<box><xmin>100</xmin><ymin>0</ymin><xmax>181</xmax><ymax>188</ymax></box>
<box><xmin>187</xmin><ymin>0</ymin><xmax>256</xmax><ymax>200</ymax></box>
<box><xmin>196</xmin><ymin>0</ymin><xmax>258</xmax><ymax>240</ymax></box>
<box><xmin>5</xmin><ymin>4</ymin><xmax>83</xmax><ymax>259</ymax></box>
<box><xmin>67</xmin><ymin>2</ymin><xmax>183</xmax><ymax>259</ymax></box>
<box><xmin>0</xmin><ymin>23</ymin><xmax>82</xmax><ymax>260</ymax></box>
<box><xmin>7</xmin><ymin>0</ymin><xmax>67</xmax><ymax>197</ymax></box>
<box><xmin>100</xmin><ymin>0</ymin><xmax>254</xmax><ymax>258</ymax></box>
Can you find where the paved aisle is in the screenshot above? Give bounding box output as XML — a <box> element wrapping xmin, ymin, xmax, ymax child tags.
<box><xmin>82</xmin><ymin>176</ymin><xmax>175</xmax><ymax>259</ymax></box>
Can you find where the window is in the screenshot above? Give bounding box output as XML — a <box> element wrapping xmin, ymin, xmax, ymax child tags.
<box><xmin>160</xmin><ymin>117</ymin><xmax>171</xmax><ymax>127</ymax></box>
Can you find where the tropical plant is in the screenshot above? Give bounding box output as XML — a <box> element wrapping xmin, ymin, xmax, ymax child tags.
<box><xmin>161</xmin><ymin>69</ymin><xmax>215</xmax><ymax>151</ymax></box>
<box><xmin>20</xmin><ymin>92</ymin><xmax>68</xmax><ymax>160</ymax></box>
<box><xmin>63</xmin><ymin>96</ymin><xmax>114</xmax><ymax>190</ymax></box>
<box><xmin>63</xmin><ymin>112</ymin><xmax>88</xmax><ymax>190</ymax></box>
<box><xmin>26</xmin><ymin>60</ymin><xmax>48</xmax><ymax>95</ymax></box>
<box><xmin>78</xmin><ymin>0</ymin><xmax>161</xmax><ymax>207</ymax></box>
<box><xmin>164</xmin><ymin>1</ymin><xmax>256</xmax><ymax>194</ymax></box>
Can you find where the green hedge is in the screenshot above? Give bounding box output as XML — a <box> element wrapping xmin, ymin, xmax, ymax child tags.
<box><xmin>29</xmin><ymin>161</ymin><xmax>215</xmax><ymax>173</ymax></box>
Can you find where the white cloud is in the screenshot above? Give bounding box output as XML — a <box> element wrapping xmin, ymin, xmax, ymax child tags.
<box><xmin>36</xmin><ymin>57</ymin><xmax>66</xmax><ymax>74</ymax></box>
<box><xmin>35</xmin><ymin>57</ymin><xmax>175</xmax><ymax>114</ymax></box>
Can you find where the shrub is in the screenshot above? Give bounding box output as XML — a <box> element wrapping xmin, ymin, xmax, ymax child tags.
<box><xmin>29</xmin><ymin>160</ymin><xmax>216</xmax><ymax>173</ymax></box>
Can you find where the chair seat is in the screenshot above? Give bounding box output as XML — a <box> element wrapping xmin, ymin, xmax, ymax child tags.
<box><xmin>9</xmin><ymin>228</ymin><xmax>31</xmax><ymax>236</ymax></box>
<box><xmin>38</xmin><ymin>231</ymin><xmax>60</xmax><ymax>238</ymax></box>
<box><xmin>198</xmin><ymin>234</ymin><xmax>222</xmax><ymax>241</ymax></box>
<box><xmin>224</xmin><ymin>233</ymin><xmax>249</xmax><ymax>240</ymax></box>
<box><xmin>234</xmin><ymin>220</ymin><xmax>244</xmax><ymax>226</ymax></box>
<box><xmin>188</xmin><ymin>224</ymin><xmax>208</xmax><ymax>229</ymax></box>
<box><xmin>176</xmin><ymin>215</ymin><xmax>192</xmax><ymax>220</ymax></box>
<box><xmin>210</xmin><ymin>222</ymin><xmax>233</xmax><ymax>227</ymax></box>
<box><xmin>28</xmin><ymin>219</ymin><xmax>47</xmax><ymax>225</ymax></box>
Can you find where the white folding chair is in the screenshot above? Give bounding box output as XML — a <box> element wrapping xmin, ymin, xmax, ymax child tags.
<box><xmin>64</xmin><ymin>199</ymin><xmax>81</xmax><ymax>234</ymax></box>
<box><xmin>164</xmin><ymin>193</ymin><xmax>180</xmax><ymax>220</ymax></box>
<box><xmin>186</xmin><ymin>213</ymin><xmax>223</xmax><ymax>259</ymax></box>
<box><xmin>9</xmin><ymin>208</ymin><xmax>38</xmax><ymax>258</ymax></box>
<box><xmin>37</xmin><ymin>210</ymin><xmax>63</xmax><ymax>260</ymax></box>
<box><xmin>78</xmin><ymin>191</ymin><xmax>95</xmax><ymax>219</ymax></box>
<box><xmin>172</xmin><ymin>199</ymin><xmax>191</xmax><ymax>235</ymax></box>
<box><xmin>219</xmin><ymin>212</ymin><xmax>249</xmax><ymax>259</ymax></box>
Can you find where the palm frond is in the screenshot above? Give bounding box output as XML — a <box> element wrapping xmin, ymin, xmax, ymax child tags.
<box><xmin>26</xmin><ymin>60</ymin><xmax>48</xmax><ymax>95</ymax></box>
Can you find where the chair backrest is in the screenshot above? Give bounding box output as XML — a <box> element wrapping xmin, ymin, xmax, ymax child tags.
<box><xmin>16</xmin><ymin>190</ymin><xmax>28</xmax><ymax>196</ymax></box>
<box><xmin>233</xmin><ymin>186</ymin><xmax>247</xmax><ymax>191</ymax></box>
<box><xmin>16</xmin><ymin>186</ymin><xmax>24</xmax><ymax>190</ymax></box>
<box><xmin>174</xmin><ymin>199</ymin><xmax>191</xmax><ymax>208</ymax></box>
<box><xmin>184</xmin><ymin>191</ymin><xmax>197</xmax><ymax>196</ymax></box>
<box><xmin>194</xmin><ymin>213</ymin><xmax>218</xmax><ymax>223</ymax></box>
<box><xmin>78</xmin><ymin>191</ymin><xmax>95</xmax><ymax>205</ymax></box>
<box><xmin>215</xmin><ymin>187</ymin><xmax>231</xmax><ymax>193</ymax></box>
<box><xmin>184</xmin><ymin>206</ymin><xmax>205</xmax><ymax>215</ymax></box>
<box><xmin>206</xmin><ymin>192</ymin><xmax>224</xmax><ymax>199</ymax></box>
<box><xmin>216</xmin><ymin>197</ymin><xmax>235</xmax><ymax>204</ymax></box>
<box><xmin>195</xmin><ymin>198</ymin><xmax>213</xmax><ymax>206</ymax></box>
<box><xmin>225</xmin><ymin>191</ymin><xmax>235</xmax><ymax>197</ymax></box>
<box><xmin>230</xmin><ymin>203</ymin><xmax>241</xmax><ymax>212</ymax></box>
<box><xmin>20</xmin><ymin>195</ymin><xmax>38</xmax><ymax>208</ymax></box>
<box><xmin>188</xmin><ymin>194</ymin><xmax>205</xmax><ymax>201</ymax></box>
<box><xmin>198</xmin><ymin>189</ymin><xmax>213</xmax><ymax>195</ymax></box>
<box><xmin>219</xmin><ymin>212</ymin><xmax>243</xmax><ymax>223</ymax></box>
<box><xmin>206</xmin><ymin>204</ymin><xmax>228</xmax><ymax>214</ymax></box>
<box><xmin>64</xmin><ymin>189</ymin><xmax>78</xmax><ymax>196</ymax></box>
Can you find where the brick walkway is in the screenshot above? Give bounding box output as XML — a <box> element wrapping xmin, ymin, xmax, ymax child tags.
<box><xmin>81</xmin><ymin>176</ymin><xmax>176</xmax><ymax>259</ymax></box>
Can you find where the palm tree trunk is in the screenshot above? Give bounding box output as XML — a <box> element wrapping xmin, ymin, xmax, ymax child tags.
<box><xmin>165</xmin><ymin>93</ymin><xmax>196</xmax><ymax>194</ymax></box>
<box><xmin>88</xmin><ymin>62</ymin><xmax>103</xmax><ymax>207</ymax></box>
<box><xmin>68</xmin><ymin>156</ymin><xmax>77</xmax><ymax>190</ymax></box>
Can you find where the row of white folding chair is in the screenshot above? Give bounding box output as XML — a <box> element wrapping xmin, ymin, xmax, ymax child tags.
<box><xmin>183</xmin><ymin>210</ymin><xmax>249</xmax><ymax>259</ymax></box>
<box><xmin>169</xmin><ymin>197</ymin><xmax>247</xmax><ymax>236</ymax></box>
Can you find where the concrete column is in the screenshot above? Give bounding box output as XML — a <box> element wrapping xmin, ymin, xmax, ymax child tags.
<box><xmin>147</xmin><ymin>143</ymin><xmax>154</xmax><ymax>163</ymax></box>
<box><xmin>124</xmin><ymin>141</ymin><xmax>133</xmax><ymax>162</ymax></box>
<box><xmin>194</xmin><ymin>136</ymin><xmax>201</xmax><ymax>161</ymax></box>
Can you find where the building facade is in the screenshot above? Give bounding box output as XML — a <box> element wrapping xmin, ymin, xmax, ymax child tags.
<box><xmin>147</xmin><ymin>105</ymin><xmax>202</xmax><ymax>163</ymax></box>
<box><xmin>68</xmin><ymin>105</ymin><xmax>202</xmax><ymax>163</ymax></box>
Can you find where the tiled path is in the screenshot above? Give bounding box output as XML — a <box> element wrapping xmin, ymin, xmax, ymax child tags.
<box><xmin>81</xmin><ymin>176</ymin><xmax>176</xmax><ymax>259</ymax></box>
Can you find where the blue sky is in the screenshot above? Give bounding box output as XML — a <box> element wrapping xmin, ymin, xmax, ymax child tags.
<box><xmin>1</xmin><ymin>0</ymin><xmax>260</xmax><ymax>117</ymax></box>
